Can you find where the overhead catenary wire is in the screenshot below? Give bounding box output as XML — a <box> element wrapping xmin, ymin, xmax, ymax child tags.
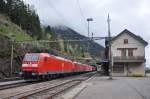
<box><xmin>75</xmin><ymin>0</ymin><xmax>88</xmax><ymax>33</ymax></box>
<box><xmin>15</xmin><ymin>37</ymin><xmax>106</xmax><ymax>44</ymax></box>
<box><xmin>38</xmin><ymin>0</ymin><xmax>90</xmax><ymax>38</ymax></box>
<box><xmin>46</xmin><ymin>0</ymin><xmax>74</xmax><ymax>28</ymax></box>
<box><xmin>32</xmin><ymin>0</ymin><xmax>103</xmax><ymax>42</ymax></box>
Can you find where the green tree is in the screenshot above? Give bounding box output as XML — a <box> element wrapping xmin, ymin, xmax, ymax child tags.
<box><xmin>0</xmin><ymin>0</ymin><xmax>43</xmax><ymax>39</ymax></box>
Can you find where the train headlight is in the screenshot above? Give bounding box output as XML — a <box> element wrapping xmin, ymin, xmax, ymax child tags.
<box><xmin>32</xmin><ymin>64</ymin><xmax>38</xmax><ymax>67</ymax></box>
<box><xmin>22</xmin><ymin>64</ymin><xmax>28</xmax><ymax>67</ymax></box>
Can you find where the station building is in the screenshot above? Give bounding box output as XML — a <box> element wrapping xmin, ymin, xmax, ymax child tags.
<box><xmin>105</xmin><ymin>29</ymin><xmax>148</xmax><ymax>76</ymax></box>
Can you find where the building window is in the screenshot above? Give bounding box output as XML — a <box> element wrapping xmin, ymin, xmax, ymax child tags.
<box><xmin>124</xmin><ymin>39</ymin><xmax>128</xmax><ymax>44</ymax></box>
<box><xmin>128</xmin><ymin>49</ymin><xmax>133</xmax><ymax>56</ymax></box>
<box><xmin>113</xmin><ymin>64</ymin><xmax>124</xmax><ymax>73</ymax></box>
<box><xmin>117</xmin><ymin>48</ymin><xmax>137</xmax><ymax>57</ymax></box>
<box><xmin>121</xmin><ymin>49</ymin><xmax>126</xmax><ymax>57</ymax></box>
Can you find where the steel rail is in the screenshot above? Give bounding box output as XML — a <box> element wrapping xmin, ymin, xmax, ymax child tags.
<box><xmin>2</xmin><ymin>72</ymin><xmax>95</xmax><ymax>99</ymax></box>
<box><xmin>0</xmin><ymin>82</ymin><xmax>28</xmax><ymax>90</ymax></box>
<box><xmin>20</xmin><ymin>80</ymin><xmax>81</xmax><ymax>99</ymax></box>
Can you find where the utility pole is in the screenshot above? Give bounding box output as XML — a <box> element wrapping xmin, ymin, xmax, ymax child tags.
<box><xmin>92</xmin><ymin>32</ymin><xmax>94</xmax><ymax>40</ymax></box>
<box><xmin>107</xmin><ymin>14</ymin><xmax>112</xmax><ymax>79</ymax></box>
<box><xmin>10</xmin><ymin>37</ymin><xmax>15</xmax><ymax>76</ymax></box>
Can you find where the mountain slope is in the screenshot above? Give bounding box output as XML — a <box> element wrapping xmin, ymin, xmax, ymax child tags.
<box><xmin>51</xmin><ymin>26</ymin><xmax>104</xmax><ymax>58</ymax></box>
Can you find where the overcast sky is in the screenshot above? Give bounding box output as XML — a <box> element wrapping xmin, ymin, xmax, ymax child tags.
<box><xmin>24</xmin><ymin>0</ymin><xmax>150</xmax><ymax>67</ymax></box>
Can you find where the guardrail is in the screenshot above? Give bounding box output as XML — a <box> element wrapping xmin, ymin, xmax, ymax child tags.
<box><xmin>113</xmin><ymin>56</ymin><xmax>145</xmax><ymax>62</ymax></box>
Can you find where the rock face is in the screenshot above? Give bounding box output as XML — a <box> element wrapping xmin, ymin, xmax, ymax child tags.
<box><xmin>0</xmin><ymin>34</ymin><xmax>22</xmax><ymax>78</ymax></box>
<box><xmin>0</xmin><ymin>57</ymin><xmax>11</xmax><ymax>78</ymax></box>
<box><xmin>0</xmin><ymin>35</ymin><xmax>11</xmax><ymax>78</ymax></box>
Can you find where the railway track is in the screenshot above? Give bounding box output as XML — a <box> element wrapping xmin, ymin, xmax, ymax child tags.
<box><xmin>0</xmin><ymin>77</ymin><xmax>22</xmax><ymax>82</ymax></box>
<box><xmin>0</xmin><ymin>80</ymin><xmax>38</xmax><ymax>90</ymax></box>
<box><xmin>7</xmin><ymin>80</ymin><xmax>81</xmax><ymax>99</ymax></box>
<box><xmin>0</xmin><ymin>82</ymin><xmax>28</xmax><ymax>90</ymax></box>
<box><xmin>0</xmin><ymin>72</ymin><xmax>95</xmax><ymax>99</ymax></box>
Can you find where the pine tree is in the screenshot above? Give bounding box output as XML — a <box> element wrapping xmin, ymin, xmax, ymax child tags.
<box><xmin>0</xmin><ymin>0</ymin><xmax>6</xmax><ymax>13</ymax></box>
<box><xmin>0</xmin><ymin>0</ymin><xmax>43</xmax><ymax>39</ymax></box>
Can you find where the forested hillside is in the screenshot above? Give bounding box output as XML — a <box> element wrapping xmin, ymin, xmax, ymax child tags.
<box><xmin>51</xmin><ymin>26</ymin><xmax>104</xmax><ymax>58</ymax></box>
<box><xmin>0</xmin><ymin>0</ymin><xmax>42</xmax><ymax>39</ymax></box>
<box><xmin>0</xmin><ymin>0</ymin><xmax>104</xmax><ymax>78</ymax></box>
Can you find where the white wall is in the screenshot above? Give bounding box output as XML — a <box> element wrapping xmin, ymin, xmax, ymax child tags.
<box><xmin>111</xmin><ymin>33</ymin><xmax>145</xmax><ymax>57</ymax></box>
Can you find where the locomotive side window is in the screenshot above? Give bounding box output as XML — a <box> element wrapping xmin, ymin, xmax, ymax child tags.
<box><xmin>44</xmin><ymin>57</ymin><xmax>48</xmax><ymax>62</ymax></box>
<box><xmin>24</xmin><ymin>54</ymin><xmax>39</xmax><ymax>61</ymax></box>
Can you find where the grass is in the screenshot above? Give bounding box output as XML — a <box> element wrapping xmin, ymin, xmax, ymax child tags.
<box><xmin>0</xmin><ymin>18</ymin><xmax>32</xmax><ymax>41</ymax></box>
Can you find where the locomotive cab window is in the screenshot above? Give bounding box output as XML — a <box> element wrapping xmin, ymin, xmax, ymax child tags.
<box><xmin>24</xmin><ymin>54</ymin><xmax>39</xmax><ymax>61</ymax></box>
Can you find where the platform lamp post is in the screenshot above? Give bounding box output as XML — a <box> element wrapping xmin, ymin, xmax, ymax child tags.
<box><xmin>87</xmin><ymin>18</ymin><xmax>93</xmax><ymax>53</ymax></box>
<box><xmin>10</xmin><ymin>35</ymin><xmax>15</xmax><ymax>76</ymax></box>
<box><xmin>107</xmin><ymin>14</ymin><xmax>112</xmax><ymax>80</ymax></box>
<box><xmin>87</xmin><ymin>18</ymin><xmax>93</xmax><ymax>37</ymax></box>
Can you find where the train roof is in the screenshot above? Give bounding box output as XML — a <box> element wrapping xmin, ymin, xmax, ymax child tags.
<box><xmin>51</xmin><ymin>55</ymin><xmax>71</xmax><ymax>62</ymax></box>
<box><xmin>55</xmin><ymin>56</ymin><xmax>67</xmax><ymax>60</ymax></box>
<box><xmin>73</xmin><ymin>61</ymin><xmax>88</xmax><ymax>66</ymax></box>
<box><xmin>73</xmin><ymin>61</ymin><xmax>81</xmax><ymax>64</ymax></box>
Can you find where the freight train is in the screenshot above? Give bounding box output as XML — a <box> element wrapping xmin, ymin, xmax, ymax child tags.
<box><xmin>21</xmin><ymin>53</ymin><xmax>96</xmax><ymax>80</ymax></box>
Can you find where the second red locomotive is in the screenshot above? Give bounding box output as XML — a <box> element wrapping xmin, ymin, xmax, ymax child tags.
<box><xmin>21</xmin><ymin>53</ymin><xmax>95</xmax><ymax>80</ymax></box>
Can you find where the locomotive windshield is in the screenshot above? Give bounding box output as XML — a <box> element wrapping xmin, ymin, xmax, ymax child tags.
<box><xmin>24</xmin><ymin>54</ymin><xmax>39</xmax><ymax>61</ymax></box>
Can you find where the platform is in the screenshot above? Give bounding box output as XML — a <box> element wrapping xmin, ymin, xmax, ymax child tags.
<box><xmin>61</xmin><ymin>74</ymin><xmax>150</xmax><ymax>99</ymax></box>
<box><xmin>0</xmin><ymin>80</ymin><xmax>25</xmax><ymax>86</ymax></box>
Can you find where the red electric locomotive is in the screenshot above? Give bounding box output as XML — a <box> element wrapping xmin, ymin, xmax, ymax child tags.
<box><xmin>21</xmin><ymin>53</ymin><xmax>94</xmax><ymax>80</ymax></box>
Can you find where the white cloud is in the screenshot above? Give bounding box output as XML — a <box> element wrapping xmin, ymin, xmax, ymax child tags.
<box><xmin>137</xmin><ymin>0</ymin><xmax>150</xmax><ymax>18</ymax></box>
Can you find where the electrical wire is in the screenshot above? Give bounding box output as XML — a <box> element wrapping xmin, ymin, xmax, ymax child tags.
<box><xmin>38</xmin><ymin>0</ymin><xmax>88</xmax><ymax>36</ymax></box>
<box><xmin>75</xmin><ymin>0</ymin><xmax>88</xmax><ymax>32</ymax></box>
<box><xmin>46</xmin><ymin>0</ymin><xmax>74</xmax><ymax>28</ymax></box>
